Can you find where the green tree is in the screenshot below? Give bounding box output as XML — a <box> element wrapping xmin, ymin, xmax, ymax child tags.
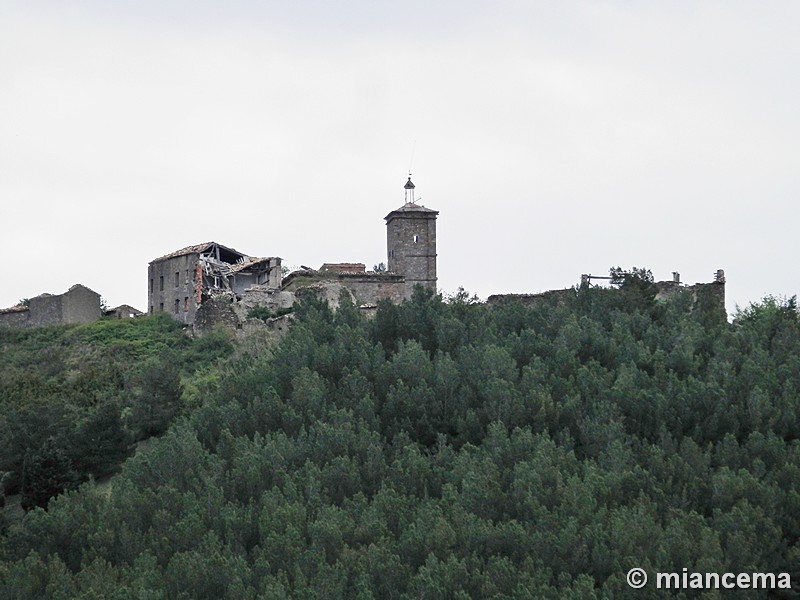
<box><xmin>130</xmin><ymin>354</ymin><xmax>184</xmax><ymax>438</ymax></box>
<box><xmin>20</xmin><ymin>438</ymin><xmax>79</xmax><ymax>510</ymax></box>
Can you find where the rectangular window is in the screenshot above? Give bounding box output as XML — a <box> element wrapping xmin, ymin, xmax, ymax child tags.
<box><xmin>184</xmin><ymin>297</ymin><xmax>189</xmax><ymax>312</ymax></box>
<box><xmin>149</xmin><ymin>305</ymin><xmax>153</xmax><ymax>314</ymax></box>
<box><xmin>159</xmin><ymin>302</ymin><xmax>164</xmax><ymax>312</ymax></box>
<box><xmin>159</xmin><ymin>276</ymin><xmax>164</xmax><ymax>291</ymax></box>
<box><xmin>149</xmin><ymin>278</ymin><xmax>153</xmax><ymax>294</ymax></box>
<box><xmin>174</xmin><ymin>299</ymin><xmax>180</xmax><ymax>313</ymax></box>
<box><xmin>175</xmin><ymin>272</ymin><xmax>180</xmax><ymax>287</ymax></box>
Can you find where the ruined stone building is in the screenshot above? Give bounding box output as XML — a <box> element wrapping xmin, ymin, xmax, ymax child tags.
<box><xmin>149</xmin><ymin>177</ymin><xmax>439</xmax><ymax>329</ymax></box>
<box><xmin>0</xmin><ymin>284</ymin><xmax>101</xmax><ymax>328</ymax></box>
<box><xmin>105</xmin><ymin>304</ymin><xmax>144</xmax><ymax>319</ymax></box>
<box><xmin>487</xmin><ymin>270</ymin><xmax>727</xmax><ymax>317</ymax></box>
<box><xmin>281</xmin><ymin>176</ymin><xmax>439</xmax><ymax>307</ymax></box>
<box><xmin>147</xmin><ymin>242</ymin><xmax>282</xmax><ymax>325</ymax></box>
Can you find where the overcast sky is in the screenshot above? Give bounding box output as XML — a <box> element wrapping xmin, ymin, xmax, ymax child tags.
<box><xmin>2</xmin><ymin>1</ymin><xmax>798</xmax><ymax>316</ymax></box>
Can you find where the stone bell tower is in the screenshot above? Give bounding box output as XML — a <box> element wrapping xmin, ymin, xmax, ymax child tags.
<box><xmin>385</xmin><ymin>175</ymin><xmax>438</xmax><ymax>299</ymax></box>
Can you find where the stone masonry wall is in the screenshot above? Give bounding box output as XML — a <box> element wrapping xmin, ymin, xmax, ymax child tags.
<box><xmin>27</xmin><ymin>294</ymin><xmax>63</xmax><ymax>327</ymax></box>
<box><xmin>386</xmin><ymin>212</ymin><xmax>437</xmax><ymax>298</ymax></box>
<box><xmin>282</xmin><ymin>272</ymin><xmax>406</xmax><ymax>307</ymax></box>
<box><xmin>2</xmin><ymin>285</ymin><xmax>100</xmax><ymax>328</ymax></box>
<box><xmin>0</xmin><ymin>309</ymin><xmax>30</xmax><ymax>327</ymax></box>
<box><xmin>61</xmin><ymin>285</ymin><xmax>102</xmax><ymax>324</ymax></box>
<box><xmin>148</xmin><ymin>254</ymin><xmax>199</xmax><ymax>325</ymax></box>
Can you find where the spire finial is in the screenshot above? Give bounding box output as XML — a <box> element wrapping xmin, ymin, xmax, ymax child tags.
<box><xmin>404</xmin><ymin>173</ymin><xmax>416</xmax><ymax>204</ymax></box>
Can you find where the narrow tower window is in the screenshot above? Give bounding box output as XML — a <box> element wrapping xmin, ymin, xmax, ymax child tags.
<box><xmin>413</xmin><ymin>235</ymin><xmax>419</xmax><ymax>243</ymax></box>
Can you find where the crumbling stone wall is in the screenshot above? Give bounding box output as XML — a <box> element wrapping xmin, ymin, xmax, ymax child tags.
<box><xmin>282</xmin><ymin>272</ymin><xmax>406</xmax><ymax>307</ymax></box>
<box><xmin>0</xmin><ymin>308</ymin><xmax>30</xmax><ymax>327</ymax></box>
<box><xmin>489</xmin><ymin>278</ymin><xmax>726</xmax><ymax>318</ymax></box>
<box><xmin>237</xmin><ymin>287</ymin><xmax>295</xmax><ymax>313</ymax></box>
<box><xmin>148</xmin><ymin>253</ymin><xmax>200</xmax><ymax>325</ymax></box>
<box><xmin>193</xmin><ymin>294</ymin><xmax>241</xmax><ymax>332</ymax></box>
<box><xmin>655</xmin><ymin>280</ymin><xmax>726</xmax><ymax>317</ymax></box>
<box><xmin>27</xmin><ymin>294</ymin><xmax>64</xmax><ymax>327</ymax></box>
<box><xmin>486</xmin><ymin>288</ymin><xmax>576</xmax><ymax>307</ymax></box>
<box><xmin>0</xmin><ymin>285</ymin><xmax>100</xmax><ymax>328</ymax></box>
<box><xmin>60</xmin><ymin>285</ymin><xmax>102</xmax><ymax>324</ymax></box>
<box><xmin>193</xmin><ymin>289</ymin><xmax>296</xmax><ymax>337</ymax></box>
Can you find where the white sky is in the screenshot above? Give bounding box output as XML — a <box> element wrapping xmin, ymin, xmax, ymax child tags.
<box><xmin>1</xmin><ymin>1</ymin><xmax>798</xmax><ymax>316</ymax></box>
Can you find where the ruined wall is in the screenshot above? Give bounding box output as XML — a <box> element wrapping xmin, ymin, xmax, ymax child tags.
<box><xmin>193</xmin><ymin>294</ymin><xmax>241</xmax><ymax>332</ymax></box>
<box><xmin>2</xmin><ymin>285</ymin><xmax>101</xmax><ymax>328</ymax></box>
<box><xmin>231</xmin><ymin>258</ymin><xmax>282</xmax><ymax>295</ymax></box>
<box><xmin>488</xmin><ymin>279</ymin><xmax>726</xmax><ymax>318</ymax></box>
<box><xmin>656</xmin><ymin>281</ymin><xmax>728</xmax><ymax>319</ymax></box>
<box><xmin>106</xmin><ymin>305</ymin><xmax>143</xmax><ymax>319</ymax></box>
<box><xmin>656</xmin><ymin>281</ymin><xmax>726</xmax><ymax>319</ymax></box>
<box><xmin>148</xmin><ymin>254</ymin><xmax>200</xmax><ymax>325</ymax></box>
<box><xmin>193</xmin><ymin>292</ymin><xmax>295</xmax><ymax>338</ymax></box>
<box><xmin>27</xmin><ymin>294</ymin><xmax>63</xmax><ymax>327</ymax></box>
<box><xmin>692</xmin><ymin>282</ymin><xmax>726</xmax><ymax>316</ymax></box>
<box><xmin>61</xmin><ymin>285</ymin><xmax>102</xmax><ymax>324</ymax></box>
<box><xmin>238</xmin><ymin>287</ymin><xmax>295</xmax><ymax>313</ymax></box>
<box><xmin>232</xmin><ymin>272</ymin><xmax>258</xmax><ymax>295</ymax></box>
<box><xmin>282</xmin><ymin>272</ymin><xmax>406</xmax><ymax>307</ymax></box>
<box><xmin>486</xmin><ymin>288</ymin><xmax>576</xmax><ymax>307</ymax></box>
<box><xmin>0</xmin><ymin>308</ymin><xmax>30</xmax><ymax>327</ymax></box>
<box><xmin>320</xmin><ymin>263</ymin><xmax>366</xmax><ymax>274</ymax></box>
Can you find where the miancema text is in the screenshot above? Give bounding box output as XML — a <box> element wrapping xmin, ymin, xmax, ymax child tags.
<box><xmin>658</xmin><ymin>570</ymin><xmax>791</xmax><ymax>590</ymax></box>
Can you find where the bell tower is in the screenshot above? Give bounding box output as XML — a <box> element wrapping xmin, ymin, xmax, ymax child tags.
<box><xmin>385</xmin><ymin>175</ymin><xmax>438</xmax><ymax>298</ymax></box>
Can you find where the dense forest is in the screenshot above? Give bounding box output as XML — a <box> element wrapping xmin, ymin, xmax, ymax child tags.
<box><xmin>1</xmin><ymin>273</ymin><xmax>799</xmax><ymax>598</ymax></box>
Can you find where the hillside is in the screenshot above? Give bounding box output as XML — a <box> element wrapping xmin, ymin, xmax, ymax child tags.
<box><xmin>1</xmin><ymin>281</ymin><xmax>799</xmax><ymax>598</ymax></box>
<box><xmin>0</xmin><ymin>313</ymin><xmax>233</xmax><ymax>511</ymax></box>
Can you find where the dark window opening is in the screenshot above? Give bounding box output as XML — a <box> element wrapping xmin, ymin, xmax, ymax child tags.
<box><xmin>184</xmin><ymin>297</ymin><xmax>189</xmax><ymax>312</ymax></box>
<box><xmin>175</xmin><ymin>272</ymin><xmax>180</xmax><ymax>287</ymax></box>
<box><xmin>159</xmin><ymin>276</ymin><xmax>164</xmax><ymax>291</ymax></box>
<box><xmin>159</xmin><ymin>302</ymin><xmax>164</xmax><ymax>312</ymax></box>
<box><xmin>174</xmin><ymin>299</ymin><xmax>180</xmax><ymax>313</ymax></box>
<box><xmin>149</xmin><ymin>278</ymin><xmax>153</xmax><ymax>294</ymax></box>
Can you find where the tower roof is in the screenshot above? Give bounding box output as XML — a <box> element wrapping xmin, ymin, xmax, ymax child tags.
<box><xmin>388</xmin><ymin>174</ymin><xmax>436</xmax><ymax>219</ymax></box>
<box><xmin>385</xmin><ymin>202</ymin><xmax>438</xmax><ymax>220</ymax></box>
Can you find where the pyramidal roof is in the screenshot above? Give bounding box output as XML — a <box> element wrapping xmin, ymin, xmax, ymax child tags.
<box><xmin>385</xmin><ymin>202</ymin><xmax>438</xmax><ymax>218</ymax></box>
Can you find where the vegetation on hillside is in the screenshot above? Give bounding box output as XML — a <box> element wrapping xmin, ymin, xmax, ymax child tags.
<box><xmin>1</xmin><ymin>279</ymin><xmax>799</xmax><ymax>598</ymax></box>
<box><xmin>0</xmin><ymin>313</ymin><xmax>233</xmax><ymax>511</ymax></box>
